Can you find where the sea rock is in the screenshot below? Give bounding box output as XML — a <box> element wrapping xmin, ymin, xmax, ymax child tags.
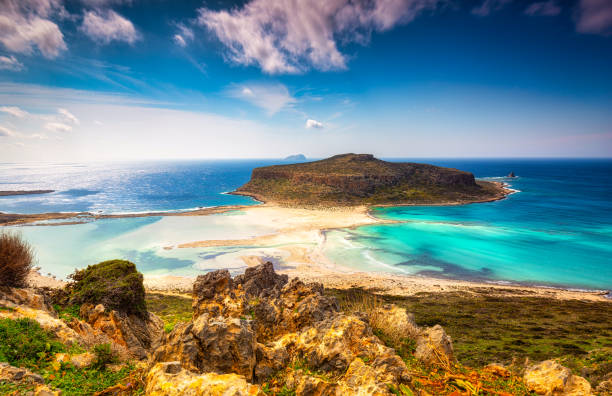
<box><xmin>524</xmin><ymin>360</ymin><xmax>591</xmax><ymax>395</ymax></box>
<box><xmin>415</xmin><ymin>324</ymin><xmax>454</xmax><ymax>366</ymax></box>
<box><xmin>78</xmin><ymin>303</ymin><xmax>163</xmax><ymax>359</ymax></box>
<box><xmin>150</xmin><ymin>263</ymin><xmax>413</xmax><ymax>394</ymax></box>
<box><xmin>145</xmin><ymin>362</ymin><xmax>262</xmax><ymax>396</ymax></box>
<box><xmin>508</xmin><ymin>171</ymin><xmax>516</xmax><ymax>177</ymax></box>
<box><xmin>0</xmin><ymin>362</ymin><xmax>44</xmax><ymax>384</ymax></box>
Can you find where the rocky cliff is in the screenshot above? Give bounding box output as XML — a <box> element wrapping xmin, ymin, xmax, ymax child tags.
<box><xmin>233</xmin><ymin>153</ymin><xmax>508</xmax><ymax>206</ymax></box>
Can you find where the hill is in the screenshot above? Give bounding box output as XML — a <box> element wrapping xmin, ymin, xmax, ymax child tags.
<box><xmin>232</xmin><ymin>153</ymin><xmax>508</xmax><ymax>206</ymax></box>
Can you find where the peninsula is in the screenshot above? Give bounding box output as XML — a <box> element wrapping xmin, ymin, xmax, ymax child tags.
<box><xmin>233</xmin><ymin>153</ymin><xmax>509</xmax><ymax>206</ymax></box>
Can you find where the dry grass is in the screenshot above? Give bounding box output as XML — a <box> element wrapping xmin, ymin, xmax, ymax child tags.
<box><xmin>0</xmin><ymin>231</ymin><xmax>34</xmax><ymax>288</ymax></box>
<box><xmin>338</xmin><ymin>288</ymin><xmax>420</xmax><ymax>347</ymax></box>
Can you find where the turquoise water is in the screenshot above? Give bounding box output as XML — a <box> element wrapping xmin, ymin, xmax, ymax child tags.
<box><xmin>324</xmin><ymin>159</ymin><xmax>612</xmax><ymax>290</ymax></box>
<box><xmin>2</xmin><ymin>159</ymin><xmax>611</xmax><ymax>289</ymax></box>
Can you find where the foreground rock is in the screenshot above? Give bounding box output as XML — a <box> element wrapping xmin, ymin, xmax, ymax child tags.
<box><xmin>524</xmin><ymin>360</ymin><xmax>592</xmax><ymax>395</ymax></box>
<box><xmin>77</xmin><ymin>303</ymin><xmax>163</xmax><ymax>360</ymax></box>
<box><xmin>0</xmin><ymin>286</ymin><xmax>162</xmax><ymax>360</ymax></box>
<box><xmin>150</xmin><ymin>262</ymin><xmax>414</xmax><ymax>395</ymax></box>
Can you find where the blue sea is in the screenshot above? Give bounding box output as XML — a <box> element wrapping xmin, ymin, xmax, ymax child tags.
<box><xmin>1</xmin><ymin>159</ymin><xmax>611</xmax><ymax>290</ymax></box>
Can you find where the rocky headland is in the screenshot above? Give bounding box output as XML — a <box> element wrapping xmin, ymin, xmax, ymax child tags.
<box><xmin>232</xmin><ymin>153</ymin><xmax>510</xmax><ymax>206</ymax></box>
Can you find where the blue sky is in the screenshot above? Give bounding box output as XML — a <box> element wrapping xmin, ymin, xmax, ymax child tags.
<box><xmin>0</xmin><ymin>0</ymin><xmax>611</xmax><ymax>161</ymax></box>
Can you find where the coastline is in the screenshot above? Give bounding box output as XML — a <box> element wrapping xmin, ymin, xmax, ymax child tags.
<box><xmin>8</xmin><ymin>181</ymin><xmax>609</xmax><ymax>301</ymax></box>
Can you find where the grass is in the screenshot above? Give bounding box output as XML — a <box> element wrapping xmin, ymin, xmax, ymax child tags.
<box><xmin>0</xmin><ymin>317</ymin><xmax>142</xmax><ymax>395</ymax></box>
<box><xmin>145</xmin><ymin>292</ymin><xmax>192</xmax><ymax>333</ymax></box>
<box><xmin>330</xmin><ymin>287</ymin><xmax>612</xmax><ymax>390</ymax></box>
<box><xmin>0</xmin><ymin>318</ymin><xmax>66</xmax><ymax>371</ymax></box>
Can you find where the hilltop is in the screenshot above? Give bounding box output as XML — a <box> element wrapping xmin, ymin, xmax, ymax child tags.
<box><xmin>233</xmin><ymin>153</ymin><xmax>508</xmax><ymax>206</ymax></box>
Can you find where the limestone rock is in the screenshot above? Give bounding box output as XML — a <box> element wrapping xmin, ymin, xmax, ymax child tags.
<box><xmin>145</xmin><ymin>362</ymin><xmax>262</xmax><ymax>396</ymax></box>
<box><xmin>233</xmin><ymin>261</ymin><xmax>288</xmax><ymax>298</ymax></box>
<box><xmin>78</xmin><ymin>303</ymin><xmax>163</xmax><ymax>359</ymax></box>
<box><xmin>0</xmin><ymin>362</ymin><xmax>44</xmax><ymax>384</ymax></box>
<box><xmin>415</xmin><ymin>324</ymin><xmax>454</xmax><ymax>366</ymax></box>
<box><xmin>484</xmin><ymin>363</ymin><xmax>510</xmax><ymax>378</ymax></box>
<box><xmin>70</xmin><ymin>352</ymin><xmax>96</xmax><ymax>369</ymax></box>
<box><xmin>0</xmin><ymin>286</ymin><xmax>53</xmax><ymax>312</ymax></box>
<box><xmin>34</xmin><ymin>385</ymin><xmax>62</xmax><ymax>396</ymax></box>
<box><xmin>524</xmin><ymin>360</ymin><xmax>592</xmax><ymax>395</ymax></box>
<box><xmin>596</xmin><ymin>378</ymin><xmax>612</xmax><ymax>393</ymax></box>
<box><xmin>150</xmin><ymin>263</ymin><xmax>413</xmax><ymax>394</ymax></box>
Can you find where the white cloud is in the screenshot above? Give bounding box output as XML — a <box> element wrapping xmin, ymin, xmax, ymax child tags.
<box><xmin>575</xmin><ymin>0</ymin><xmax>612</xmax><ymax>36</ymax></box>
<box><xmin>306</xmin><ymin>119</ymin><xmax>324</xmax><ymax>129</ymax></box>
<box><xmin>174</xmin><ymin>34</ymin><xmax>187</xmax><ymax>47</ymax></box>
<box><xmin>0</xmin><ymin>0</ymin><xmax>67</xmax><ymax>58</ymax></box>
<box><xmin>229</xmin><ymin>83</ymin><xmax>296</xmax><ymax>115</ymax></box>
<box><xmin>45</xmin><ymin>121</ymin><xmax>72</xmax><ymax>132</ymax></box>
<box><xmin>0</xmin><ymin>55</ymin><xmax>24</xmax><ymax>71</ymax></box>
<box><xmin>58</xmin><ymin>108</ymin><xmax>79</xmax><ymax>124</ymax></box>
<box><xmin>0</xmin><ymin>106</ymin><xmax>28</xmax><ymax>118</ymax></box>
<box><xmin>524</xmin><ymin>0</ymin><xmax>561</xmax><ymax>16</ymax></box>
<box><xmin>173</xmin><ymin>24</ymin><xmax>193</xmax><ymax>47</ymax></box>
<box><xmin>0</xmin><ymin>125</ymin><xmax>16</xmax><ymax>136</ymax></box>
<box><xmin>197</xmin><ymin>0</ymin><xmax>439</xmax><ymax>74</ymax></box>
<box><xmin>81</xmin><ymin>10</ymin><xmax>140</xmax><ymax>44</ymax></box>
<box><xmin>471</xmin><ymin>0</ymin><xmax>512</xmax><ymax>16</ymax></box>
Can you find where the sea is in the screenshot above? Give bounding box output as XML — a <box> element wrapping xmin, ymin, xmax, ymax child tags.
<box><xmin>0</xmin><ymin>159</ymin><xmax>611</xmax><ymax>290</ymax></box>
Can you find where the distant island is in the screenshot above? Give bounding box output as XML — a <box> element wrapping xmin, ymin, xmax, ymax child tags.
<box><xmin>0</xmin><ymin>190</ymin><xmax>54</xmax><ymax>197</ymax></box>
<box><xmin>233</xmin><ymin>153</ymin><xmax>509</xmax><ymax>206</ymax></box>
<box><xmin>283</xmin><ymin>154</ymin><xmax>307</xmax><ymax>162</ymax></box>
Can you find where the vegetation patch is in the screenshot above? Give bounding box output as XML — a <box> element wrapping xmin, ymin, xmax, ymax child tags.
<box><xmin>64</xmin><ymin>259</ymin><xmax>147</xmax><ymax>317</ymax></box>
<box><xmin>0</xmin><ymin>231</ymin><xmax>33</xmax><ymax>288</ymax></box>
<box><xmin>0</xmin><ymin>318</ymin><xmax>65</xmax><ymax>370</ymax></box>
<box><xmin>330</xmin><ymin>288</ymin><xmax>612</xmax><ymax>389</ymax></box>
<box><xmin>145</xmin><ymin>292</ymin><xmax>192</xmax><ymax>333</ymax></box>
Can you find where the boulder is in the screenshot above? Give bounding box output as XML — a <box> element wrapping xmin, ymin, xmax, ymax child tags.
<box><xmin>524</xmin><ymin>360</ymin><xmax>591</xmax><ymax>395</ymax></box>
<box><xmin>415</xmin><ymin>324</ymin><xmax>454</xmax><ymax>366</ymax></box>
<box><xmin>70</xmin><ymin>352</ymin><xmax>96</xmax><ymax>369</ymax></box>
<box><xmin>145</xmin><ymin>362</ymin><xmax>262</xmax><ymax>396</ymax></box>
<box><xmin>596</xmin><ymin>378</ymin><xmax>612</xmax><ymax>393</ymax></box>
<box><xmin>34</xmin><ymin>385</ymin><xmax>62</xmax><ymax>396</ymax></box>
<box><xmin>0</xmin><ymin>362</ymin><xmax>44</xmax><ymax>384</ymax></box>
<box><xmin>78</xmin><ymin>303</ymin><xmax>163</xmax><ymax>360</ymax></box>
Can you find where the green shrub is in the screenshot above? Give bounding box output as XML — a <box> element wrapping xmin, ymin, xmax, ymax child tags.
<box><xmin>0</xmin><ymin>318</ymin><xmax>64</xmax><ymax>369</ymax></box>
<box><xmin>68</xmin><ymin>260</ymin><xmax>146</xmax><ymax>317</ymax></box>
<box><xmin>0</xmin><ymin>231</ymin><xmax>34</xmax><ymax>288</ymax></box>
<box><xmin>92</xmin><ymin>343</ymin><xmax>117</xmax><ymax>369</ymax></box>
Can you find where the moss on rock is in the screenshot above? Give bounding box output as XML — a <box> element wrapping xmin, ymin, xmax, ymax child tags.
<box><xmin>68</xmin><ymin>260</ymin><xmax>146</xmax><ymax>317</ymax></box>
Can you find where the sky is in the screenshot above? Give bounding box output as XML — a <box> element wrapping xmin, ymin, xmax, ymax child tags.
<box><xmin>0</xmin><ymin>0</ymin><xmax>611</xmax><ymax>161</ymax></box>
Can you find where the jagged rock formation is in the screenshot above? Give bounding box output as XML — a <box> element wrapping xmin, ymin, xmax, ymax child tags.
<box><xmin>77</xmin><ymin>303</ymin><xmax>163</xmax><ymax>360</ymax></box>
<box><xmin>233</xmin><ymin>153</ymin><xmax>508</xmax><ymax>206</ymax></box>
<box><xmin>0</xmin><ymin>286</ymin><xmax>162</xmax><ymax>360</ymax></box>
<box><xmin>150</xmin><ymin>262</ymin><xmax>413</xmax><ymax>395</ymax></box>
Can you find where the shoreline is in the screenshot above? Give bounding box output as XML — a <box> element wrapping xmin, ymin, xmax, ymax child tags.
<box><xmin>139</xmin><ymin>267</ymin><xmax>611</xmax><ymax>302</ymax></box>
<box><xmin>9</xmin><ymin>182</ymin><xmax>609</xmax><ymax>301</ymax></box>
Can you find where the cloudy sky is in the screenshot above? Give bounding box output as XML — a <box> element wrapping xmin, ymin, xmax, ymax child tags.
<box><xmin>0</xmin><ymin>0</ymin><xmax>611</xmax><ymax>161</ymax></box>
